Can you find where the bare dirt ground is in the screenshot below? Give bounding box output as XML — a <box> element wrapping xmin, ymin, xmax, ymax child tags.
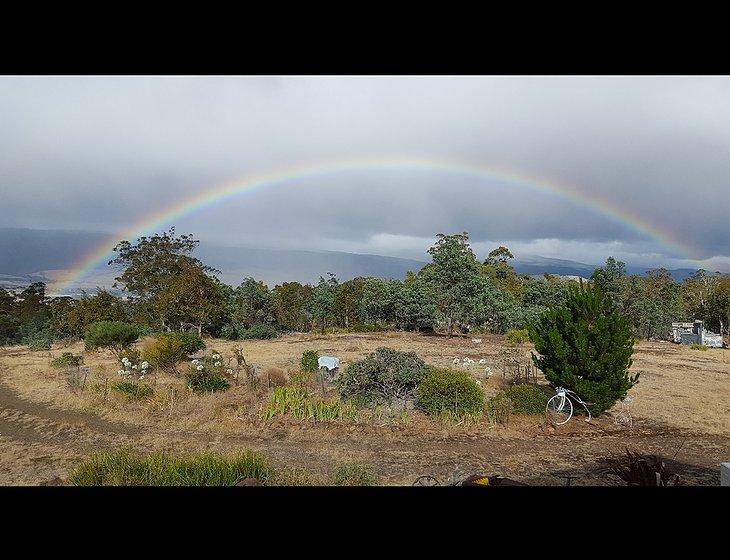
<box><xmin>0</xmin><ymin>332</ymin><xmax>728</xmax><ymax>485</ymax></box>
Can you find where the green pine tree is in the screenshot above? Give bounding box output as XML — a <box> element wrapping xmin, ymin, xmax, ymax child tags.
<box><xmin>528</xmin><ymin>281</ymin><xmax>638</xmax><ymax>415</ymax></box>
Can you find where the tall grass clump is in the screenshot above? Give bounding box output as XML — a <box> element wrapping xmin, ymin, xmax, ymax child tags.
<box><xmin>485</xmin><ymin>393</ymin><xmax>513</xmax><ymax>425</ymax></box>
<box><xmin>69</xmin><ymin>447</ymin><xmax>272</xmax><ymax>486</ymax></box>
<box><xmin>505</xmin><ymin>328</ymin><xmax>530</xmax><ymax>345</ymax></box>
<box><xmin>332</xmin><ymin>462</ymin><xmax>379</xmax><ymax>486</ymax></box>
<box><xmin>263</xmin><ymin>386</ymin><xmax>356</xmax><ymax>422</ymax></box>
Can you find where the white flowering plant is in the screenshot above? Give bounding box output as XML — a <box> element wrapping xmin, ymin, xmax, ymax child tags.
<box><xmin>185</xmin><ymin>350</ymin><xmax>231</xmax><ymax>393</ymax></box>
<box><xmin>117</xmin><ymin>349</ymin><xmax>150</xmax><ymax>382</ymax></box>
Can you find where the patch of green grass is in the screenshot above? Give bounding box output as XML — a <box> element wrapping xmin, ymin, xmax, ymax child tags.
<box><xmin>690</xmin><ymin>343</ymin><xmax>708</xmax><ymax>351</ymax></box>
<box><xmin>332</xmin><ymin>462</ymin><xmax>379</xmax><ymax>486</ymax></box>
<box><xmin>111</xmin><ymin>381</ymin><xmax>153</xmax><ymax>400</ymax></box>
<box><xmin>188</xmin><ymin>374</ymin><xmax>230</xmax><ymax>393</ymax></box>
<box><xmin>263</xmin><ymin>386</ymin><xmax>357</xmax><ymax>422</ymax></box>
<box><xmin>69</xmin><ymin>447</ymin><xmax>272</xmax><ymax>486</ymax></box>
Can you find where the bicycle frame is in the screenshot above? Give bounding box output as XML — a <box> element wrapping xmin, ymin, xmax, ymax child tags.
<box><xmin>554</xmin><ymin>387</ymin><xmax>592</xmax><ymax>422</ymax></box>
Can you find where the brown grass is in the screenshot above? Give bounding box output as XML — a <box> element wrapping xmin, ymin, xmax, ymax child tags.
<box><xmin>1</xmin><ymin>332</ymin><xmax>728</xmax><ymax>486</ymax></box>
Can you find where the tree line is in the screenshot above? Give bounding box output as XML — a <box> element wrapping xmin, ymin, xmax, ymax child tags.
<box><xmin>1</xmin><ymin>228</ymin><xmax>728</xmax><ymax>345</ymax></box>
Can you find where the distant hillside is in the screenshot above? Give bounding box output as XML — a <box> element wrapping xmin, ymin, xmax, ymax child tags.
<box><xmin>0</xmin><ymin>227</ymin><xmax>706</xmax><ymax>293</ymax></box>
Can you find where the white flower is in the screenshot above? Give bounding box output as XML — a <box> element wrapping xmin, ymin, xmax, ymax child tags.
<box><xmin>141</xmin><ymin>362</ymin><xmax>149</xmax><ymax>369</ymax></box>
<box><xmin>212</xmin><ymin>354</ymin><xmax>221</xmax><ymax>360</ymax></box>
<box><xmin>225</xmin><ymin>368</ymin><xmax>233</xmax><ymax>374</ymax></box>
<box><xmin>479</xmin><ymin>359</ymin><xmax>487</xmax><ymax>364</ymax></box>
<box><xmin>118</xmin><ymin>369</ymin><xmax>125</xmax><ymax>375</ymax></box>
<box><xmin>214</xmin><ymin>361</ymin><xmax>221</xmax><ymax>367</ymax></box>
<box><xmin>197</xmin><ymin>365</ymin><xmax>204</xmax><ymax>371</ymax></box>
<box><xmin>131</xmin><ymin>364</ymin><xmax>137</xmax><ymax>370</ymax></box>
<box><xmin>139</xmin><ymin>374</ymin><xmax>145</xmax><ymax>380</ymax></box>
<box><xmin>452</xmin><ymin>358</ymin><xmax>459</xmax><ymax>364</ymax></box>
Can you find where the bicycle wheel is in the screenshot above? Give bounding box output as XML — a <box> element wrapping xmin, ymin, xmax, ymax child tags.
<box><xmin>412</xmin><ymin>475</ymin><xmax>440</xmax><ymax>486</ymax></box>
<box><xmin>546</xmin><ymin>394</ymin><xmax>573</xmax><ymax>425</ymax></box>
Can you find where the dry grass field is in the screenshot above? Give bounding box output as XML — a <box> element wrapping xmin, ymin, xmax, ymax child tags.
<box><xmin>1</xmin><ymin>331</ymin><xmax>728</xmax><ymax>485</ymax></box>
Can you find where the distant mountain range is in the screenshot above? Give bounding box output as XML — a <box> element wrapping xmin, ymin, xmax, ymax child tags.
<box><xmin>0</xmin><ymin>227</ymin><xmax>703</xmax><ymax>294</ymax></box>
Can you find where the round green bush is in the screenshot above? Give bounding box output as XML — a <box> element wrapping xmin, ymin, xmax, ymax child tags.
<box><xmin>300</xmin><ymin>350</ymin><xmax>319</xmax><ymax>373</ymax></box>
<box><xmin>337</xmin><ymin>347</ymin><xmax>428</xmax><ymax>404</ymax></box>
<box><xmin>142</xmin><ymin>335</ymin><xmax>187</xmax><ymax>373</ymax></box>
<box><xmin>415</xmin><ymin>367</ymin><xmax>485</xmax><ymax>417</ymax></box>
<box><xmin>240</xmin><ymin>324</ymin><xmax>278</xmax><ymax>339</ymax></box>
<box><xmin>164</xmin><ymin>331</ymin><xmax>206</xmax><ymax>354</ymax></box>
<box><xmin>84</xmin><ymin>321</ymin><xmax>140</xmax><ymax>356</ymax></box>
<box><xmin>501</xmin><ymin>383</ymin><xmax>549</xmax><ymax>414</ymax></box>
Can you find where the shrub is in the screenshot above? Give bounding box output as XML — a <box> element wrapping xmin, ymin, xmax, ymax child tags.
<box><xmin>332</xmin><ymin>462</ymin><xmax>379</xmax><ymax>486</ymax></box>
<box><xmin>240</xmin><ymin>324</ymin><xmax>278</xmax><ymax>339</ymax></box>
<box><xmin>528</xmin><ymin>282</ymin><xmax>638</xmax><ymax>415</ymax></box>
<box><xmin>24</xmin><ymin>330</ymin><xmax>53</xmax><ymax>351</ymax></box>
<box><xmin>51</xmin><ymin>352</ymin><xmax>84</xmax><ymax>368</ymax></box>
<box><xmin>84</xmin><ymin>321</ymin><xmax>139</xmax><ymax>357</ymax></box>
<box><xmin>300</xmin><ymin>350</ymin><xmax>319</xmax><ymax>373</ymax></box>
<box><xmin>69</xmin><ymin>447</ymin><xmax>272</xmax><ymax>486</ymax></box>
<box><xmin>111</xmin><ymin>381</ymin><xmax>153</xmax><ymax>400</ymax></box>
<box><xmin>337</xmin><ymin>347</ymin><xmax>428</xmax><ymax>404</ymax></box>
<box><xmin>190</xmin><ymin>374</ymin><xmax>230</xmax><ymax>393</ymax></box>
<box><xmin>415</xmin><ymin>367</ymin><xmax>485</xmax><ymax>417</ymax></box>
<box><xmin>501</xmin><ymin>383</ymin><xmax>549</xmax><ymax>415</ymax></box>
<box><xmin>186</xmin><ymin>352</ymin><xmax>231</xmax><ymax>393</ymax></box>
<box><xmin>264</xmin><ymin>367</ymin><xmax>289</xmax><ymax>387</ymax></box>
<box><xmin>142</xmin><ymin>335</ymin><xmax>187</xmax><ymax>373</ymax></box>
<box><xmin>506</xmin><ymin>328</ymin><xmax>530</xmax><ymax>345</ymax></box>
<box><xmin>165</xmin><ymin>331</ymin><xmax>206</xmax><ymax>354</ymax></box>
<box><xmin>346</xmin><ymin>323</ymin><xmax>388</xmax><ymax>333</ymax></box>
<box><xmin>485</xmin><ymin>394</ymin><xmax>513</xmax><ymax>425</ymax></box>
<box><xmin>690</xmin><ymin>343</ymin><xmax>707</xmax><ymax>351</ymax></box>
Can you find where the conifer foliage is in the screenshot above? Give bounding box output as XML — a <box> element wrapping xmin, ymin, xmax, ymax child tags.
<box><xmin>528</xmin><ymin>281</ymin><xmax>638</xmax><ymax>415</ymax></box>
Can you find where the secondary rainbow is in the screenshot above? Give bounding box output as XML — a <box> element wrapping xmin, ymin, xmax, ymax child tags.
<box><xmin>55</xmin><ymin>156</ymin><xmax>696</xmax><ymax>293</ymax></box>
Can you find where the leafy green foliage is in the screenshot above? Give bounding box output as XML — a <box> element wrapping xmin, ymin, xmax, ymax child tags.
<box><xmin>415</xmin><ymin>367</ymin><xmax>485</xmax><ymax>417</ymax></box>
<box><xmin>500</xmin><ymin>384</ymin><xmax>549</xmax><ymax>414</ymax></box>
<box><xmin>506</xmin><ymin>328</ymin><xmax>530</xmax><ymax>345</ymax></box>
<box><xmin>337</xmin><ymin>347</ymin><xmax>428</xmax><ymax>403</ymax></box>
<box><xmin>300</xmin><ymin>350</ymin><xmax>319</xmax><ymax>373</ymax></box>
<box><xmin>306</xmin><ymin>274</ymin><xmax>339</xmax><ymax>333</ymax></box>
<box><xmin>69</xmin><ymin>447</ymin><xmax>272</xmax><ymax>486</ymax></box>
<box><xmin>186</xmin><ymin>351</ymin><xmax>231</xmax><ymax>392</ymax></box>
<box><xmin>142</xmin><ymin>334</ymin><xmax>187</xmax><ymax>373</ymax></box>
<box><xmin>528</xmin><ymin>282</ymin><xmax>638</xmax><ymax>415</ymax></box>
<box><xmin>332</xmin><ymin>462</ymin><xmax>379</xmax><ymax>486</ymax></box>
<box><xmin>24</xmin><ymin>330</ymin><xmax>53</xmax><ymax>351</ymax></box>
<box><xmin>50</xmin><ymin>352</ymin><xmax>83</xmax><ymax>368</ymax></box>
<box><xmin>164</xmin><ymin>331</ymin><xmax>205</xmax><ymax>354</ymax></box>
<box><xmin>262</xmin><ymin>386</ymin><xmax>356</xmax><ymax>422</ymax></box>
<box><xmin>421</xmin><ymin>232</ymin><xmax>483</xmax><ymax>336</ymax></box>
<box><xmin>111</xmin><ymin>381</ymin><xmax>153</xmax><ymax>399</ymax></box>
<box><xmin>84</xmin><ymin>321</ymin><xmax>139</xmax><ymax>357</ymax></box>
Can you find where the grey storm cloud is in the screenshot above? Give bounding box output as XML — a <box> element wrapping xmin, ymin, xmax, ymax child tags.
<box><xmin>0</xmin><ymin>76</ymin><xmax>728</xmax><ymax>270</ymax></box>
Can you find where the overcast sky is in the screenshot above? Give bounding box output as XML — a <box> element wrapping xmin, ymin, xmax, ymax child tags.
<box><xmin>1</xmin><ymin>76</ymin><xmax>728</xmax><ymax>271</ymax></box>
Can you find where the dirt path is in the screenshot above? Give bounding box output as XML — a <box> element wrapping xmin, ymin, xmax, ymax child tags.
<box><xmin>1</xmin><ymin>377</ymin><xmax>726</xmax><ymax>485</ymax></box>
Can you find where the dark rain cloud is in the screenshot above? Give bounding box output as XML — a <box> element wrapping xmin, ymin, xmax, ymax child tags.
<box><xmin>0</xmin><ymin>76</ymin><xmax>728</xmax><ymax>270</ymax></box>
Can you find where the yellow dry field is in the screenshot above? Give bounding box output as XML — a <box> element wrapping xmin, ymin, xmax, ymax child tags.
<box><xmin>0</xmin><ymin>332</ymin><xmax>728</xmax><ymax>486</ymax></box>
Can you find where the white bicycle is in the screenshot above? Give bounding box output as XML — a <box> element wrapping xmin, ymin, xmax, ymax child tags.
<box><xmin>545</xmin><ymin>387</ymin><xmax>592</xmax><ymax>425</ymax></box>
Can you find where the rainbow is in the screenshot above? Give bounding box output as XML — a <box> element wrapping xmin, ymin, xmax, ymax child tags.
<box><xmin>54</xmin><ymin>156</ymin><xmax>696</xmax><ymax>293</ymax></box>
